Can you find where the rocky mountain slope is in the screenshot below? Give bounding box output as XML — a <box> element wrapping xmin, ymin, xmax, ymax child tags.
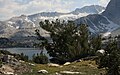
<box><xmin>103</xmin><ymin>0</ymin><xmax>120</xmax><ymax>25</ymax></box>
<box><xmin>0</xmin><ymin>5</ymin><xmax>104</xmax><ymax>40</ymax></box>
<box><xmin>75</xmin><ymin>14</ymin><xmax>119</xmax><ymax>34</ymax></box>
<box><xmin>75</xmin><ymin>0</ymin><xmax>120</xmax><ymax>35</ymax></box>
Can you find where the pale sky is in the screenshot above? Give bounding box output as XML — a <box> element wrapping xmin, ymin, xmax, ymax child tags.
<box><xmin>0</xmin><ymin>0</ymin><xmax>110</xmax><ymax>21</ymax></box>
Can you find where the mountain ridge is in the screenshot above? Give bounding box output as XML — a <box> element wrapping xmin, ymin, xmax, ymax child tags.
<box><xmin>0</xmin><ymin>5</ymin><xmax>105</xmax><ymax>39</ymax></box>
<box><xmin>75</xmin><ymin>0</ymin><xmax>120</xmax><ymax>35</ymax></box>
<box><xmin>71</xmin><ymin>5</ymin><xmax>105</xmax><ymax>15</ymax></box>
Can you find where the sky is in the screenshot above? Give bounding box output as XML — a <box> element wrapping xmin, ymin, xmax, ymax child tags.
<box><xmin>0</xmin><ymin>0</ymin><xmax>110</xmax><ymax>21</ymax></box>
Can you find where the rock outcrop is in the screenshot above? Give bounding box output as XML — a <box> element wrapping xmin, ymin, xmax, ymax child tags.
<box><xmin>37</xmin><ymin>70</ymin><xmax>48</xmax><ymax>74</ymax></box>
<box><xmin>0</xmin><ymin>54</ymin><xmax>30</xmax><ymax>75</ymax></box>
<box><xmin>0</xmin><ymin>65</ymin><xmax>14</xmax><ymax>75</ymax></box>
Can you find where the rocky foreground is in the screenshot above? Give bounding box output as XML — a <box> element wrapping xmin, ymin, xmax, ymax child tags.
<box><xmin>0</xmin><ymin>54</ymin><xmax>30</xmax><ymax>75</ymax></box>
<box><xmin>0</xmin><ymin>55</ymin><xmax>106</xmax><ymax>75</ymax></box>
<box><xmin>0</xmin><ymin>51</ymin><xmax>105</xmax><ymax>75</ymax></box>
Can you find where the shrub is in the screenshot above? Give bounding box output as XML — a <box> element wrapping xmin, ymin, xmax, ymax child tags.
<box><xmin>19</xmin><ymin>53</ymin><xmax>29</xmax><ymax>61</ymax></box>
<box><xmin>32</xmin><ymin>51</ymin><xmax>48</xmax><ymax>64</ymax></box>
<box><xmin>96</xmin><ymin>40</ymin><xmax>120</xmax><ymax>75</ymax></box>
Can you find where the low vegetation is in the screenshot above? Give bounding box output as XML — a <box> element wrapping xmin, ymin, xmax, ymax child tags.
<box><xmin>32</xmin><ymin>51</ymin><xmax>49</xmax><ymax>64</ymax></box>
<box><xmin>97</xmin><ymin>40</ymin><xmax>120</xmax><ymax>75</ymax></box>
<box><xmin>23</xmin><ymin>60</ymin><xmax>106</xmax><ymax>75</ymax></box>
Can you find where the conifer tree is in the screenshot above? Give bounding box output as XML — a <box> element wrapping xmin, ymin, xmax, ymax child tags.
<box><xmin>37</xmin><ymin>19</ymin><xmax>90</xmax><ymax>64</ymax></box>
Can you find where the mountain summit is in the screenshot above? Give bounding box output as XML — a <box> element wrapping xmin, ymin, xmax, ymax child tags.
<box><xmin>71</xmin><ymin>5</ymin><xmax>105</xmax><ymax>15</ymax></box>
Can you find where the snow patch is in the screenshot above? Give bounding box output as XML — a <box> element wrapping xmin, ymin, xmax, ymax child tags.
<box><xmin>25</xmin><ymin>17</ymin><xmax>31</xmax><ymax>22</ymax></box>
<box><xmin>36</xmin><ymin>13</ymin><xmax>89</xmax><ymax>21</ymax></box>
<box><xmin>8</xmin><ymin>21</ymin><xmax>15</xmax><ymax>25</ymax></box>
<box><xmin>25</xmin><ymin>17</ymin><xmax>36</xmax><ymax>27</ymax></box>
<box><xmin>16</xmin><ymin>26</ymin><xmax>19</xmax><ymax>29</ymax></box>
<box><xmin>99</xmin><ymin>9</ymin><xmax>105</xmax><ymax>14</ymax></box>
<box><xmin>59</xmin><ymin>13</ymin><xmax>89</xmax><ymax>20</ymax></box>
<box><xmin>102</xmin><ymin>32</ymin><xmax>111</xmax><ymax>38</ymax></box>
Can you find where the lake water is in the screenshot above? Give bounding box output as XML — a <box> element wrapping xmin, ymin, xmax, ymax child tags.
<box><xmin>0</xmin><ymin>48</ymin><xmax>51</xmax><ymax>60</ymax></box>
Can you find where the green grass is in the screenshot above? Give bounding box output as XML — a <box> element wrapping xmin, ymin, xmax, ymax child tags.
<box><xmin>22</xmin><ymin>60</ymin><xmax>106</xmax><ymax>75</ymax></box>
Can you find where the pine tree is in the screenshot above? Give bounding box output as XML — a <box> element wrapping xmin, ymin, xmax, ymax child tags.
<box><xmin>37</xmin><ymin>20</ymin><xmax>90</xmax><ymax>64</ymax></box>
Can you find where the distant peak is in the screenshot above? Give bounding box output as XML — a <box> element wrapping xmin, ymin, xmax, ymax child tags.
<box><xmin>71</xmin><ymin>5</ymin><xmax>105</xmax><ymax>15</ymax></box>
<box><xmin>75</xmin><ymin>5</ymin><xmax>105</xmax><ymax>10</ymax></box>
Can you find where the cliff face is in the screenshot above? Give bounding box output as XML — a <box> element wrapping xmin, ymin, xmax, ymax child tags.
<box><xmin>75</xmin><ymin>0</ymin><xmax>120</xmax><ymax>34</ymax></box>
<box><xmin>103</xmin><ymin>0</ymin><xmax>120</xmax><ymax>25</ymax></box>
